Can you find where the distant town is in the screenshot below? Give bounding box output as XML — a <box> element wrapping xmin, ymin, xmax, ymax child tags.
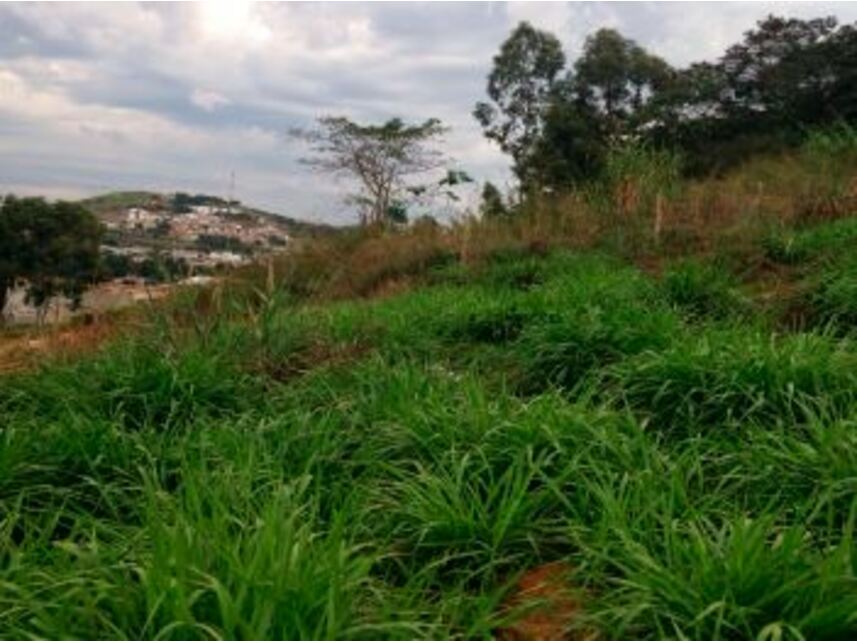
<box><xmin>96</xmin><ymin>192</ymin><xmax>296</xmax><ymax>275</ymax></box>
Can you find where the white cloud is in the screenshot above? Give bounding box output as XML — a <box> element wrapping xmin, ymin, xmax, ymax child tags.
<box><xmin>197</xmin><ymin>0</ymin><xmax>272</xmax><ymax>45</ymax></box>
<box><xmin>190</xmin><ymin>88</ymin><xmax>231</xmax><ymax>112</ymax></box>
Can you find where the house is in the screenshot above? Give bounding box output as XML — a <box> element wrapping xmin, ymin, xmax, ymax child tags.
<box><xmin>124</xmin><ymin>208</ymin><xmax>163</xmax><ymax>230</ymax></box>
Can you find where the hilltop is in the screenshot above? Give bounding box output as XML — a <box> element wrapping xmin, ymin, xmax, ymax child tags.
<box><xmin>80</xmin><ymin>190</ymin><xmax>334</xmax><ymax>238</ymax></box>
<box><xmin>78</xmin><ymin>190</ymin><xmax>336</xmax><ymax>280</ymax></box>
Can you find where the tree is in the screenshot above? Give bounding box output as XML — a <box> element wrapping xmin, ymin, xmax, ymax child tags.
<box><xmin>574</xmin><ymin>28</ymin><xmax>672</xmax><ymax>129</ymax></box>
<box><xmin>293</xmin><ymin>116</ymin><xmax>448</xmax><ymax>226</ymax></box>
<box><xmin>719</xmin><ymin>15</ymin><xmax>839</xmax><ymax>125</ymax></box>
<box><xmin>479</xmin><ymin>181</ymin><xmax>508</xmax><ymax>220</ymax></box>
<box><xmin>645</xmin><ymin>14</ymin><xmax>857</xmax><ymax>175</ymax></box>
<box><xmin>0</xmin><ymin>195</ymin><xmax>20</xmax><ymax>317</ymax></box>
<box><xmin>474</xmin><ymin>22</ymin><xmax>566</xmax><ymax>190</ymax></box>
<box><xmin>0</xmin><ymin>195</ymin><xmax>102</xmax><ymax>322</ymax></box>
<box><xmin>825</xmin><ymin>23</ymin><xmax>857</xmax><ymax>123</ymax></box>
<box><xmin>532</xmin><ymin>100</ymin><xmax>607</xmax><ymax>188</ymax></box>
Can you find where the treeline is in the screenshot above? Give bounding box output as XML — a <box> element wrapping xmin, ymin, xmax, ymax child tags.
<box><xmin>99</xmin><ymin>251</ymin><xmax>193</xmax><ymax>284</ymax></box>
<box><xmin>171</xmin><ymin>192</ymin><xmax>237</xmax><ymax>214</ymax></box>
<box><xmin>475</xmin><ymin>15</ymin><xmax>857</xmax><ymax>196</ymax></box>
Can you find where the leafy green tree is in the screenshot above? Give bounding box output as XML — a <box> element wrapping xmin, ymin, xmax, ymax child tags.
<box><xmin>197</xmin><ymin>233</ymin><xmax>253</xmax><ymax>255</ymax></box>
<box><xmin>99</xmin><ymin>251</ymin><xmax>133</xmax><ymax>280</ymax></box>
<box><xmin>171</xmin><ymin>192</ymin><xmax>194</xmax><ymax>214</ymax></box>
<box><xmin>826</xmin><ymin>23</ymin><xmax>857</xmax><ymax>122</ymax></box>
<box><xmin>293</xmin><ymin>116</ymin><xmax>447</xmax><ymax>226</ymax></box>
<box><xmin>646</xmin><ymin>15</ymin><xmax>857</xmax><ymax>174</ymax></box>
<box><xmin>386</xmin><ymin>200</ymin><xmax>409</xmax><ymax>225</ymax></box>
<box><xmin>473</xmin><ymin>22</ymin><xmax>566</xmax><ymax>190</ymax></box>
<box><xmin>0</xmin><ymin>195</ymin><xmax>102</xmax><ymax>321</ymax></box>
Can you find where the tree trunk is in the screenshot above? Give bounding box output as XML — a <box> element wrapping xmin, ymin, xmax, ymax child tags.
<box><xmin>0</xmin><ymin>276</ymin><xmax>8</xmax><ymax>326</ymax></box>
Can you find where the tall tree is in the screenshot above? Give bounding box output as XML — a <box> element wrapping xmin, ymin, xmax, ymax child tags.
<box><xmin>474</xmin><ymin>21</ymin><xmax>566</xmax><ymax>191</ymax></box>
<box><xmin>532</xmin><ymin>100</ymin><xmax>607</xmax><ymax>188</ymax></box>
<box><xmin>826</xmin><ymin>23</ymin><xmax>857</xmax><ymax>122</ymax></box>
<box><xmin>293</xmin><ymin>116</ymin><xmax>447</xmax><ymax>226</ymax></box>
<box><xmin>646</xmin><ymin>15</ymin><xmax>857</xmax><ymax>174</ymax></box>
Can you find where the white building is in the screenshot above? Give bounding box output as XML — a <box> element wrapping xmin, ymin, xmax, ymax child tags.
<box><xmin>124</xmin><ymin>208</ymin><xmax>163</xmax><ymax>230</ymax></box>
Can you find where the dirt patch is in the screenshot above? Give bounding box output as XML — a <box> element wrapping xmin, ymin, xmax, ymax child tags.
<box><xmin>0</xmin><ymin>318</ymin><xmax>119</xmax><ymax>374</ymax></box>
<box><xmin>496</xmin><ymin>562</ymin><xmax>596</xmax><ymax>641</ymax></box>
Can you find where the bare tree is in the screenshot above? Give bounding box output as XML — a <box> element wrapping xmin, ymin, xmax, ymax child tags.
<box><xmin>293</xmin><ymin>116</ymin><xmax>448</xmax><ymax>226</ymax></box>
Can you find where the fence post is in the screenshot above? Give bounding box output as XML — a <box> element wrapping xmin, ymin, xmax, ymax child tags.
<box><xmin>654</xmin><ymin>192</ymin><xmax>665</xmax><ymax>243</ymax></box>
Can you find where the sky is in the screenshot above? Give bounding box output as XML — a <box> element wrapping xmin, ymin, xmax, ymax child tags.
<box><xmin>2</xmin><ymin>1</ymin><xmax>857</xmax><ymax>225</ymax></box>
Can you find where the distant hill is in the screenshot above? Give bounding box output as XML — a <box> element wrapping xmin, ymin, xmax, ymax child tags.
<box><xmin>79</xmin><ymin>191</ymin><xmax>335</xmax><ymax>238</ymax></box>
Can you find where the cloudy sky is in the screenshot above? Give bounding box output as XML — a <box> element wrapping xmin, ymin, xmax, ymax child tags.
<box><xmin>2</xmin><ymin>1</ymin><xmax>857</xmax><ymax>224</ymax></box>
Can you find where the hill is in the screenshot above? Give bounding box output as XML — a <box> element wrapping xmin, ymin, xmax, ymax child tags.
<box><xmin>77</xmin><ymin>190</ymin><xmax>337</xmax><ymax>280</ymax></box>
<box><xmin>79</xmin><ymin>190</ymin><xmax>334</xmax><ymax>238</ymax></box>
<box><xmin>3</xmin><ymin>211</ymin><xmax>857</xmax><ymax>638</ymax></box>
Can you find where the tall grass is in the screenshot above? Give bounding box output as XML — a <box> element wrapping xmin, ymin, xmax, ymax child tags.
<box><xmin>797</xmin><ymin>122</ymin><xmax>857</xmax><ymax>220</ymax></box>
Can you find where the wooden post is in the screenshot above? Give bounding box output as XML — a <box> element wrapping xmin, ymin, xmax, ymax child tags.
<box><xmin>654</xmin><ymin>192</ymin><xmax>665</xmax><ymax>244</ymax></box>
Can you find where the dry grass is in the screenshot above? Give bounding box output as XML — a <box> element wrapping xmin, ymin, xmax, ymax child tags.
<box><xmin>0</xmin><ymin>316</ymin><xmax>120</xmax><ymax>373</ymax></box>
<box><xmin>239</xmin><ymin>146</ymin><xmax>857</xmax><ymax>307</ymax></box>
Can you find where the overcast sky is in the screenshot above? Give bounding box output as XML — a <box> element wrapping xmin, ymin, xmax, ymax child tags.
<box><xmin>2</xmin><ymin>1</ymin><xmax>857</xmax><ymax>224</ymax></box>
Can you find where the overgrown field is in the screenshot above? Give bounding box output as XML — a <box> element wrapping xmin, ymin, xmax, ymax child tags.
<box><xmin>2</xmin><ymin>211</ymin><xmax>857</xmax><ymax>639</ymax></box>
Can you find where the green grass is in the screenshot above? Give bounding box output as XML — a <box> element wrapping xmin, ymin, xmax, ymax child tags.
<box><xmin>764</xmin><ymin>217</ymin><xmax>857</xmax><ymax>266</ymax></box>
<box><xmin>661</xmin><ymin>259</ymin><xmax>749</xmax><ymax>320</ymax></box>
<box><xmin>3</xmin><ymin>219</ymin><xmax>857</xmax><ymax>639</ymax></box>
<box><xmin>761</xmin><ymin>216</ymin><xmax>857</xmax><ymax>334</ymax></box>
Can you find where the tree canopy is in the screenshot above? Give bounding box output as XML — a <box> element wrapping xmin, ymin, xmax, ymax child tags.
<box><xmin>293</xmin><ymin>116</ymin><xmax>448</xmax><ymax>226</ymax></box>
<box><xmin>0</xmin><ymin>195</ymin><xmax>102</xmax><ymax>321</ymax></box>
<box><xmin>475</xmin><ymin>14</ymin><xmax>857</xmax><ymax>190</ymax></box>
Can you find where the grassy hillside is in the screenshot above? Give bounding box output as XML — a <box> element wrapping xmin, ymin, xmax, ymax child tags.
<box><xmin>79</xmin><ymin>190</ymin><xmax>164</xmax><ymax>217</ymax></box>
<box><xmin>2</xmin><ymin>200</ymin><xmax>857</xmax><ymax>638</ymax></box>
